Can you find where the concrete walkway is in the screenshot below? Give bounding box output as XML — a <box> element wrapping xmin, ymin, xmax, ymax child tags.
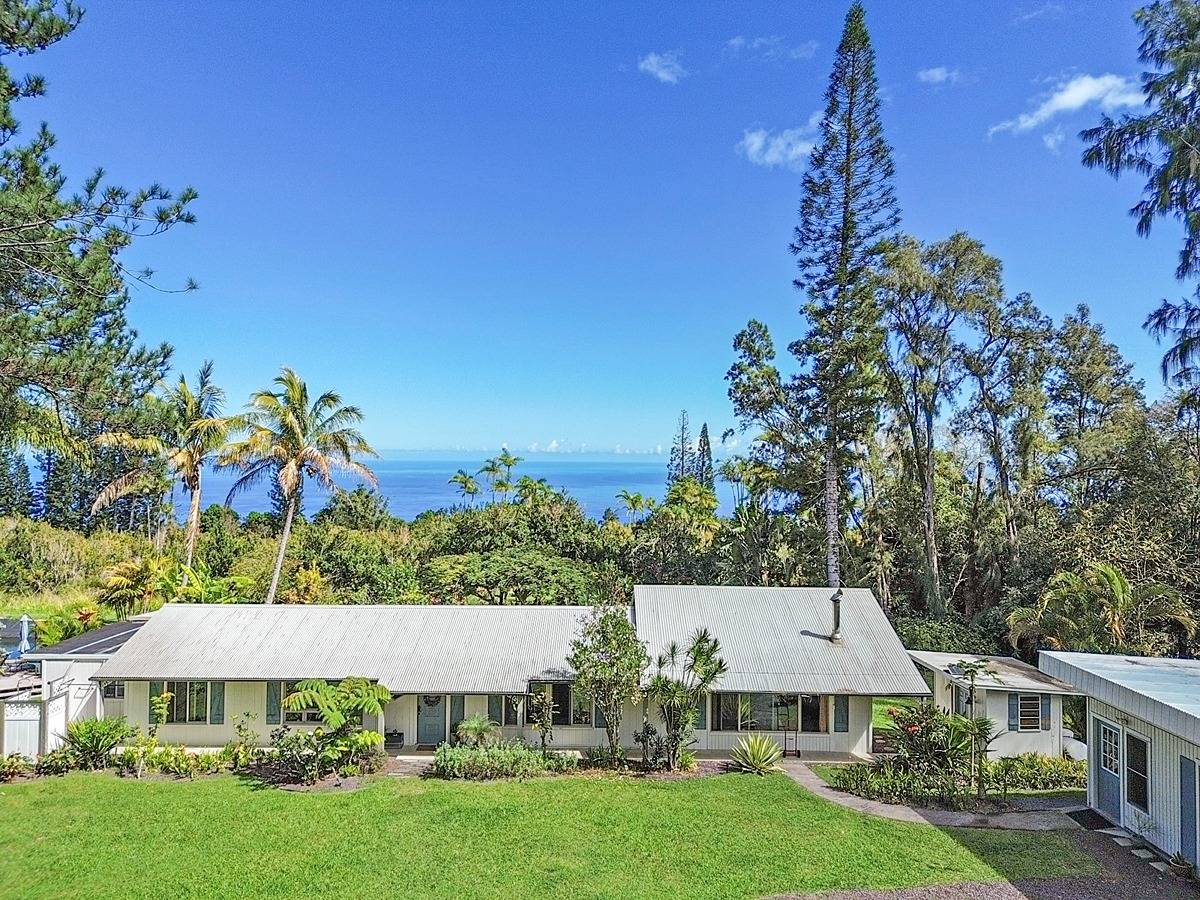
<box><xmin>780</xmin><ymin>760</ymin><xmax>1081</xmax><ymax>831</ymax></box>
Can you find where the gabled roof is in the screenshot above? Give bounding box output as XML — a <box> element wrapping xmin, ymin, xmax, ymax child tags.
<box><xmin>23</xmin><ymin>617</ymin><xmax>150</xmax><ymax>659</ymax></box>
<box><xmin>909</xmin><ymin>651</ymin><xmax>1078</xmax><ymax>695</ymax></box>
<box><xmin>1040</xmin><ymin>651</ymin><xmax>1200</xmax><ymax>746</ymax></box>
<box><xmin>634</xmin><ymin>585</ymin><xmax>930</xmax><ymax>696</ymax></box>
<box><xmin>94</xmin><ymin>604</ymin><xmax>594</xmax><ymax>693</ymax></box>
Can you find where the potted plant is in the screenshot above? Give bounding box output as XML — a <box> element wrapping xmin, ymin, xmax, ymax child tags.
<box><xmin>1168</xmin><ymin>852</ymin><xmax>1194</xmax><ymax>879</ymax></box>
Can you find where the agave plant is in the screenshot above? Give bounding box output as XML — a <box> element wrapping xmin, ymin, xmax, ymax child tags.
<box><xmin>730</xmin><ymin>734</ymin><xmax>783</xmax><ymax>775</ymax></box>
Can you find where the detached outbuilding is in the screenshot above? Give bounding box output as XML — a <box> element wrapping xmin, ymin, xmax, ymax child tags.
<box><xmin>908</xmin><ymin>651</ymin><xmax>1081</xmax><ymax>759</ymax></box>
<box><xmin>1040</xmin><ymin>651</ymin><xmax>1200</xmax><ymax>866</ymax></box>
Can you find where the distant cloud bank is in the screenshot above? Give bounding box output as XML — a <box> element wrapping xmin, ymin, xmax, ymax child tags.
<box><xmin>638</xmin><ymin>51</ymin><xmax>687</xmax><ymax>84</ymax></box>
<box><xmin>725</xmin><ymin>35</ymin><xmax>817</xmax><ymax>62</ymax></box>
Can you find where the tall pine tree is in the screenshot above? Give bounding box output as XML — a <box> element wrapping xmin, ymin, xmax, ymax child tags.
<box><xmin>694</xmin><ymin>423</ymin><xmax>714</xmax><ymax>489</ymax></box>
<box><xmin>788</xmin><ymin>1</ymin><xmax>898</xmax><ymax>589</ymax></box>
<box><xmin>666</xmin><ymin>410</ymin><xmax>693</xmax><ymax>487</ymax></box>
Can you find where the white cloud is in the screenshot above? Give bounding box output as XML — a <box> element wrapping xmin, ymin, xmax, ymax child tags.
<box><xmin>737</xmin><ymin>111</ymin><xmax>822</xmax><ymax>171</ymax></box>
<box><xmin>1042</xmin><ymin>125</ymin><xmax>1066</xmax><ymax>153</ymax></box>
<box><xmin>1013</xmin><ymin>2</ymin><xmax>1064</xmax><ymax>24</ymax></box>
<box><xmin>989</xmin><ymin>73</ymin><xmax>1143</xmax><ymax>137</ymax></box>
<box><xmin>725</xmin><ymin>35</ymin><xmax>816</xmax><ymax>62</ymax></box>
<box><xmin>638</xmin><ymin>51</ymin><xmax>686</xmax><ymax>84</ymax></box>
<box><xmin>917</xmin><ymin>66</ymin><xmax>960</xmax><ymax>85</ymax></box>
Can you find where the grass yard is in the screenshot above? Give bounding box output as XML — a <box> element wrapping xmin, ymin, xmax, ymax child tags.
<box><xmin>873</xmin><ymin>695</ymin><xmax>920</xmax><ymax>729</ymax></box>
<box><xmin>0</xmin><ymin>772</ymin><xmax>1097</xmax><ymax>899</ymax></box>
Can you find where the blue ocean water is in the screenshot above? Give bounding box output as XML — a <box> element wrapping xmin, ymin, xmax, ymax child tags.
<box><xmin>194</xmin><ymin>451</ymin><xmax>735</xmax><ymax>521</ymax></box>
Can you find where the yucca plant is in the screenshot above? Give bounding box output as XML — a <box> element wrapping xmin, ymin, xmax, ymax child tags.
<box><xmin>730</xmin><ymin>734</ymin><xmax>783</xmax><ymax>775</ymax></box>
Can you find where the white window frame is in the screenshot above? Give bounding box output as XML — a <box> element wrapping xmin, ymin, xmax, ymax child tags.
<box><xmin>1099</xmin><ymin>722</ymin><xmax>1120</xmax><ymax>776</ymax></box>
<box><xmin>101</xmin><ymin>680</ymin><xmax>125</xmax><ymax>700</ymax></box>
<box><xmin>165</xmin><ymin>680</ymin><xmax>209</xmax><ymax>724</ymax></box>
<box><xmin>1017</xmin><ymin>693</ymin><xmax>1041</xmax><ymax>732</ymax></box>
<box><xmin>281</xmin><ymin>680</ymin><xmax>323</xmax><ymax>724</ymax></box>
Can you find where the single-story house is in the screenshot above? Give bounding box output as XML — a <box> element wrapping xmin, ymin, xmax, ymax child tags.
<box><xmin>11</xmin><ymin>584</ymin><xmax>930</xmax><ymax>758</ymax></box>
<box><xmin>1040</xmin><ymin>651</ymin><xmax>1200</xmax><ymax>866</ymax></box>
<box><xmin>908</xmin><ymin>650</ymin><xmax>1080</xmax><ymax>759</ymax></box>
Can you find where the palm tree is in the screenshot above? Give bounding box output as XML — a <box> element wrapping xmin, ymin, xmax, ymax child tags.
<box><xmin>615</xmin><ymin>489</ymin><xmax>645</xmax><ymax>525</ymax></box>
<box><xmin>493</xmin><ymin>476</ymin><xmax>513</xmax><ymax>503</ymax></box>
<box><xmin>449</xmin><ymin>469</ymin><xmax>480</xmax><ymax>505</ymax></box>
<box><xmin>1008</xmin><ymin>561</ymin><xmax>1197</xmax><ymax>654</ymax></box>
<box><xmin>221</xmin><ymin>368</ymin><xmax>378</xmax><ymax>604</ymax></box>
<box><xmin>496</xmin><ymin>448</ymin><xmax>523</xmax><ymax>481</ymax></box>
<box><xmin>516</xmin><ymin>475</ymin><xmax>552</xmax><ymax>505</ymax></box>
<box><xmin>477</xmin><ymin>458</ymin><xmax>502</xmax><ymax>502</ymax></box>
<box><xmin>92</xmin><ymin>361</ymin><xmax>231</xmax><ymax>572</ymax></box>
<box><xmin>647</xmin><ymin>628</ymin><xmax>727</xmax><ymax>771</ymax></box>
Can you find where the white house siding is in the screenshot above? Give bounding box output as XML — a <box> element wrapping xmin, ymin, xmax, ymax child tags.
<box><xmin>1089</xmin><ymin>696</ymin><xmax>1200</xmax><ymax>858</ymax></box>
<box><xmin>927</xmin><ymin>670</ymin><xmax>1063</xmax><ymax>758</ymax></box>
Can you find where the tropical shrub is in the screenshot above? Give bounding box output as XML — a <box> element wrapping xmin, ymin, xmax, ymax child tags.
<box><xmin>730</xmin><ymin>735</ymin><xmax>783</xmax><ymax>775</ymax></box>
<box><xmin>270</xmin><ymin>676</ymin><xmax>390</xmax><ymax>783</ymax></box>
<box><xmin>679</xmin><ymin>749</ymin><xmax>698</xmax><ymax>772</ymax></box>
<box><xmin>583</xmin><ymin>744</ymin><xmax>627</xmax><ymax>769</ymax></box>
<box><xmin>647</xmin><ymin>628</ymin><xmax>726</xmax><ymax>771</ymax></box>
<box><xmin>222</xmin><ymin>712</ymin><xmax>264</xmax><ymax>769</ymax></box>
<box><xmin>454</xmin><ymin>713</ymin><xmax>499</xmax><ymax>748</ymax></box>
<box><xmin>567</xmin><ymin>604</ymin><xmax>648</xmax><ymax>757</ymax></box>
<box><xmin>429</xmin><ymin>741</ymin><xmax>578</xmax><ymax>780</ymax></box>
<box><xmin>34</xmin><ymin>747</ymin><xmax>75</xmax><ymax>776</ymax></box>
<box><xmin>986</xmin><ymin>753</ymin><xmax>1086</xmax><ymax>793</ymax></box>
<box><xmin>829</xmin><ymin>760</ymin><xmax>975</xmax><ymax>809</ymax></box>
<box><xmin>1</xmin><ymin>753</ymin><xmax>31</xmax><ymax>781</ymax></box>
<box><xmin>155</xmin><ymin>744</ymin><xmax>199</xmax><ymax>779</ymax></box>
<box><xmin>62</xmin><ymin>717</ymin><xmax>136</xmax><ymax>770</ymax></box>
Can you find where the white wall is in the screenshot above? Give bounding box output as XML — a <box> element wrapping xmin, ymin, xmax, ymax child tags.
<box><xmin>1089</xmin><ymin>697</ymin><xmax>1200</xmax><ymax>857</ymax></box>
<box><xmin>925</xmin><ymin>669</ymin><xmax>1063</xmax><ymax>758</ymax></box>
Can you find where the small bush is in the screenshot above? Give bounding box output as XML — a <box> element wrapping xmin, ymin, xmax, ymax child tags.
<box><xmin>583</xmin><ymin>745</ymin><xmax>627</xmax><ymax>769</ymax></box>
<box><xmin>156</xmin><ymin>745</ymin><xmax>199</xmax><ymax>779</ymax></box>
<box><xmin>829</xmin><ymin>760</ymin><xmax>974</xmax><ymax>809</ymax></box>
<box><xmin>35</xmin><ymin>747</ymin><xmax>74</xmax><ymax>776</ymax></box>
<box><xmin>429</xmin><ymin>740</ymin><xmax>576</xmax><ymax>780</ymax></box>
<box><xmin>1</xmin><ymin>753</ymin><xmax>31</xmax><ymax>781</ymax></box>
<box><xmin>729</xmin><ymin>735</ymin><xmax>783</xmax><ymax>775</ymax></box>
<box><xmin>987</xmin><ymin>753</ymin><xmax>1086</xmax><ymax>793</ymax></box>
<box><xmin>679</xmin><ymin>749</ymin><xmax>698</xmax><ymax>773</ymax></box>
<box><xmin>455</xmin><ymin>712</ymin><xmax>499</xmax><ymax>748</ymax></box>
<box><xmin>63</xmin><ymin>717</ymin><xmax>135</xmax><ymax>770</ymax></box>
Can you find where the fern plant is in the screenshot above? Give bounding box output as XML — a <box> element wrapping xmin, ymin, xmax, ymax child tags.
<box><xmin>730</xmin><ymin>735</ymin><xmax>783</xmax><ymax>775</ymax></box>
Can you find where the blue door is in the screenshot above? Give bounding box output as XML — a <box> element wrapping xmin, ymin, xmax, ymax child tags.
<box><xmin>1095</xmin><ymin>719</ymin><xmax>1122</xmax><ymax>823</ymax></box>
<box><xmin>1182</xmin><ymin>756</ymin><xmax>1198</xmax><ymax>867</ymax></box>
<box><xmin>417</xmin><ymin>694</ymin><xmax>446</xmax><ymax>746</ymax></box>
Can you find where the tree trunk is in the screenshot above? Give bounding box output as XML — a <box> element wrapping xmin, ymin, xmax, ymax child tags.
<box><xmin>183</xmin><ymin>470</ymin><xmax>203</xmax><ymax>583</ymax></box>
<box><xmin>265</xmin><ymin>494</ymin><xmax>297</xmax><ymax>605</ymax></box>
<box><xmin>824</xmin><ymin>441</ymin><xmax>841</xmax><ymax>589</ymax></box>
<box><xmin>921</xmin><ymin>452</ymin><xmax>944</xmax><ymax>616</ymax></box>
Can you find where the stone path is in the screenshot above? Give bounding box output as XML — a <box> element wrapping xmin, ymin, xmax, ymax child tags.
<box><xmin>778</xmin><ymin>760</ymin><xmax>1079</xmax><ymax>831</ymax></box>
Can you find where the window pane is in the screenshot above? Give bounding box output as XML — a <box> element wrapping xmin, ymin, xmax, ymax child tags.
<box><xmin>747</xmin><ymin>693</ymin><xmax>773</xmax><ymax>731</ymax></box>
<box><xmin>715</xmin><ymin>693</ymin><xmax>740</xmax><ymax>731</ymax></box>
<box><xmin>694</xmin><ymin>695</ymin><xmax>707</xmax><ymax>731</ymax></box>
<box><xmin>800</xmin><ymin>694</ymin><xmax>822</xmax><ymax>733</ymax></box>
<box><xmin>504</xmin><ymin>695</ymin><xmax>521</xmax><ymax>726</ymax></box>
<box><xmin>1100</xmin><ymin>725</ymin><xmax>1120</xmax><ymax>774</ymax></box>
<box><xmin>1018</xmin><ymin>694</ymin><xmax>1041</xmax><ymax>731</ymax></box>
<box><xmin>571</xmin><ymin>688</ymin><xmax>591</xmax><ymax>726</ymax></box>
<box><xmin>488</xmin><ymin>694</ymin><xmax>503</xmax><ymax>724</ymax></box>
<box><xmin>187</xmin><ymin>681</ymin><xmax>208</xmax><ymax>723</ymax></box>
<box><xmin>1126</xmin><ymin>735</ymin><xmax>1150</xmax><ymax>811</ymax></box>
<box><xmin>166</xmin><ymin>681</ymin><xmax>185</xmax><ymax>723</ymax></box>
<box><xmin>773</xmin><ymin>694</ymin><xmax>798</xmax><ymax>731</ymax></box>
<box><xmin>551</xmin><ymin>683</ymin><xmax>571</xmax><ymax>726</ymax></box>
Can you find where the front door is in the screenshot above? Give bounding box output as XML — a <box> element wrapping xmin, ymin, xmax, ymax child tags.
<box><xmin>1181</xmin><ymin>756</ymin><xmax>1198</xmax><ymax>867</ymax></box>
<box><xmin>417</xmin><ymin>694</ymin><xmax>446</xmax><ymax>746</ymax></box>
<box><xmin>1095</xmin><ymin>718</ymin><xmax>1122</xmax><ymax>823</ymax></box>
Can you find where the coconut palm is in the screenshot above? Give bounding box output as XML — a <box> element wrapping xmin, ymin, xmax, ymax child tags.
<box><xmin>1008</xmin><ymin>561</ymin><xmax>1197</xmax><ymax>654</ymax></box>
<box><xmin>477</xmin><ymin>458</ymin><xmax>502</xmax><ymax>502</ymax></box>
<box><xmin>91</xmin><ymin>361</ymin><xmax>231</xmax><ymax>571</ymax></box>
<box><xmin>221</xmin><ymin>368</ymin><xmax>378</xmax><ymax>604</ymax></box>
<box><xmin>496</xmin><ymin>448</ymin><xmax>523</xmax><ymax>481</ymax></box>
<box><xmin>448</xmin><ymin>469</ymin><xmax>480</xmax><ymax>505</ymax></box>
<box><xmin>615</xmin><ymin>489</ymin><xmax>647</xmax><ymax>525</ymax></box>
<box><xmin>516</xmin><ymin>475</ymin><xmax>552</xmax><ymax>505</ymax></box>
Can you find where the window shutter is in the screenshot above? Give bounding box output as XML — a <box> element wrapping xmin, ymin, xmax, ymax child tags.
<box><xmin>209</xmin><ymin>682</ymin><xmax>225</xmax><ymax>725</ymax></box>
<box><xmin>1007</xmin><ymin>692</ymin><xmax>1018</xmax><ymax>731</ymax></box>
<box><xmin>834</xmin><ymin>695</ymin><xmax>849</xmax><ymax>733</ymax></box>
<box><xmin>593</xmin><ymin>703</ymin><xmax>607</xmax><ymax>729</ymax></box>
<box><xmin>450</xmin><ymin>694</ymin><xmax>465</xmax><ymax>734</ymax></box>
<box><xmin>694</xmin><ymin>695</ymin><xmax>707</xmax><ymax>730</ymax></box>
<box><xmin>1040</xmin><ymin>694</ymin><xmax>1051</xmax><ymax>731</ymax></box>
<box><xmin>266</xmin><ymin>681</ymin><xmax>281</xmax><ymax>725</ymax></box>
<box><xmin>149</xmin><ymin>680</ymin><xmax>163</xmax><ymax>724</ymax></box>
<box><xmin>487</xmin><ymin>694</ymin><xmax>502</xmax><ymax>724</ymax></box>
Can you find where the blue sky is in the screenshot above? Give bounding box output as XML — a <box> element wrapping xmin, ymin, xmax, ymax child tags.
<box><xmin>17</xmin><ymin>1</ymin><xmax>1184</xmax><ymax>452</ymax></box>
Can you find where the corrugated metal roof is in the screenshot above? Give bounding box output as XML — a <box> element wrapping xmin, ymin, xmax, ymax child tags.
<box><xmin>909</xmin><ymin>651</ymin><xmax>1079</xmax><ymax>695</ymax></box>
<box><xmin>23</xmin><ymin>616</ymin><xmax>150</xmax><ymax>659</ymax></box>
<box><xmin>94</xmin><ymin>604</ymin><xmax>595</xmax><ymax>693</ymax></box>
<box><xmin>634</xmin><ymin>585</ymin><xmax>930</xmax><ymax>696</ymax></box>
<box><xmin>1039</xmin><ymin>651</ymin><xmax>1200</xmax><ymax>746</ymax></box>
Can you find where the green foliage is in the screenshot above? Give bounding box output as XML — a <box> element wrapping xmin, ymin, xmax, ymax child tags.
<box><xmin>62</xmin><ymin>717</ymin><xmax>135</xmax><ymax>770</ymax></box>
<box><xmin>987</xmin><ymin>753</ymin><xmax>1086</xmax><ymax>794</ymax></box>
<box><xmin>568</xmin><ymin>604</ymin><xmax>647</xmax><ymax>755</ymax></box>
<box><xmin>421</xmin><ymin>547</ymin><xmax>601</xmax><ymax>604</ymax></box>
<box><xmin>895</xmin><ymin>615</ymin><xmax>1001</xmax><ymax>655</ymax></box>
<box><xmin>33</xmin><ymin>748</ymin><xmax>74</xmax><ymax>777</ymax></box>
<box><xmin>648</xmin><ymin>628</ymin><xmax>726</xmax><ymax>771</ymax></box>
<box><xmin>314</xmin><ymin>487</ymin><xmax>395</xmax><ymax>531</ymax></box>
<box><xmin>1</xmin><ymin>753</ymin><xmax>31</xmax><ymax>781</ymax></box>
<box><xmin>454</xmin><ymin>713</ymin><xmax>499</xmax><ymax>748</ymax></box>
<box><xmin>272</xmin><ymin>676</ymin><xmax>389</xmax><ymax>783</ymax></box>
<box><xmin>729</xmin><ymin>735</ymin><xmax>783</xmax><ymax>775</ymax></box>
<box><xmin>528</xmin><ymin>690</ymin><xmax>556</xmax><ymax>755</ymax></box>
<box><xmin>429</xmin><ymin>741</ymin><xmax>578</xmax><ymax>780</ymax></box>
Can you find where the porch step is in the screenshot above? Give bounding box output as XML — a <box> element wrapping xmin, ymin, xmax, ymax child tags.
<box><xmin>1112</xmin><ymin>837</ymin><xmax>1133</xmax><ymax>847</ymax></box>
<box><xmin>1150</xmin><ymin>861</ymin><xmax>1170</xmax><ymax>873</ymax></box>
<box><xmin>1131</xmin><ymin>848</ymin><xmax>1154</xmax><ymax>860</ymax></box>
<box><xmin>1097</xmin><ymin>826</ymin><xmax>1132</xmax><ymax>838</ymax></box>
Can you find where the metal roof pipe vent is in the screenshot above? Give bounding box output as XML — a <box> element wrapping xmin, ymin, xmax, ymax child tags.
<box><xmin>830</xmin><ymin>589</ymin><xmax>843</xmax><ymax>644</ymax></box>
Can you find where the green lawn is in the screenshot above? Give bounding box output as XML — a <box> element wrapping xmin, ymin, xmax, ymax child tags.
<box><xmin>0</xmin><ymin>772</ymin><xmax>1098</xmax><ymax>899</ymax></box>
<box><xmin>873</xmin><ymin>695</ymin><xmax>920</xmax><ymax>729</ymax></box>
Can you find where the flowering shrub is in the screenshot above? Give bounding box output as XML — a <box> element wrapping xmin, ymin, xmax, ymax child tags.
<box><xmin>430</xmin><ymin>741</ymin><xmax>578</xmax><ymax>780</ymax></box>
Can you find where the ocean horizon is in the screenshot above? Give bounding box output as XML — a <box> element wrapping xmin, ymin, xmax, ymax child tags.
<box><xmin>190</xmin><ymin>450</ymin><xmax>735</xmax><ymax>522</ymax></box>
